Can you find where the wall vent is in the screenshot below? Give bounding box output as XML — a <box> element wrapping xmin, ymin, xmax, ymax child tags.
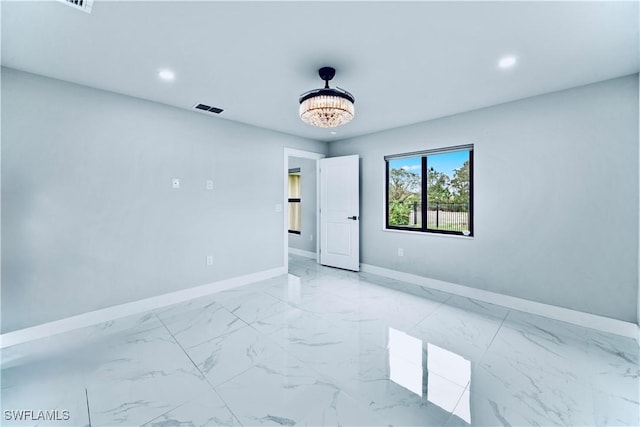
<box><xmin>193</xmin><ymin>103</ymin><xmax>224</xmax><ymax>114</ymax></box>
<box><xmin>57</xmin><ymin>0</ymin><xmax>94</xmax><ymax>13</ymax></box>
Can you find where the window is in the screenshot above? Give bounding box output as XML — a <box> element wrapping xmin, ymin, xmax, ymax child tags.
<box><xmin>288</xmin><ymin>168</ymin><xmax>301</xmax><ymax>234</ymax></box>
<box><xmin>385</xmin><ymin>145</ymin><xmax>473</xmax><ymax>236</ymax></box>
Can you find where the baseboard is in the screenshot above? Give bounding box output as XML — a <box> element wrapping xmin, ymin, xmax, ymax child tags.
<box><xmin>0</xmin><ymin>266</ymin><xmax>286</xmax><ymax>349</ymax></box>
<box><xmin>288</xmin><ymin>247</ymin><xmax>316</xmax><ymax>259</ymax></box>
<box><xmin>361</xmin><ymin>263</ymin><xmax>639</xmax><ymax>341</ymax></box>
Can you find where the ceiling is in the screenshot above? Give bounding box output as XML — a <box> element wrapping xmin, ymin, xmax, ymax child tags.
<box><xmin>2</xmin><ymin>1</ymin><xmax>638</xmax><ymax>142</ymax></box>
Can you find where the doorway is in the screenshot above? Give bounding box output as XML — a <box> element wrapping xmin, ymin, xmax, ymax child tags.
<box><xmin>283</xmin><ymin>148</ymin><xmax>325</xmax><ymax>273</ymax></box>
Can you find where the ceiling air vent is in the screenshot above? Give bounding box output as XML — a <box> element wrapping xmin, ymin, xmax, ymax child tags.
<box><xmin>57</xmin><ymin>0</ymin><xmax>94</xmax><ymax>13</ymax></box>
<box><xmin>193</xmin><ymin>104</ymin><xmax>224</xmax><ymax>114</ymax></box>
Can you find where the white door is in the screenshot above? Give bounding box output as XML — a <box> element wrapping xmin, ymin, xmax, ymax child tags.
<box><xmin>319</xmin><ymin>155</ymin><xmax>360</xmax><ymax>271</ymax></box>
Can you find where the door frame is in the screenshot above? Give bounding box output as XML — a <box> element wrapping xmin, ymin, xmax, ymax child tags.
<box><xmin>283</xmin><ymin>148</ymin><xmax>326</xmax><ymax>271</ymax></box>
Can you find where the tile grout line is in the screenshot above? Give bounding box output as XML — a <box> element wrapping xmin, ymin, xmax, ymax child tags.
<box><xmin>85</xmin><ymin>388</ymin><xmax>92</xmax><ymax>427</ymax></box>
<box><xmin>482</xmin><ymin>310</ymin><xmax>512</xmax><ymax>363</ymax></box>
<box><xmin>242</xmin><ymin>315</ymin><xmax>373</xmax><ymax>412</ymax></box>
<box><xmin>436</xmin><ymin>302</ymin><xmax>507</xmax><ymax>426</ymax></box>
<box><xmin>406</xmin><ymin>295</ymin><xmax>454</xmax><ymax>334</ymax></box>
<box><xmin>358</xmin><ymin>270</ymin><xmax>458</xmax><ymax>328</ymax></box>
<box><xmin>443</xmin><ymin>380</ymin><xmax>472</xmax><ymax>427</ymax></box>
<box><xmin>152</xmin><ymin>312</ymin><xmax>245</xmax><ymax>426</ymax></box>
<box><xmin>289</xmin><ymin>259</ymin><xmax>458</xmax><ymax>337</ymax></box>
<box><xmin>137</xmin><ymin>402</ymin><xmax>187</xmax><ymax>427</ymax></box>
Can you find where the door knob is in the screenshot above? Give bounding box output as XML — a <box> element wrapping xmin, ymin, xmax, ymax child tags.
<box><xmin>347</xmin><ymin>216</ymin><xmax>359</xmax><ymax>220</ymax></box>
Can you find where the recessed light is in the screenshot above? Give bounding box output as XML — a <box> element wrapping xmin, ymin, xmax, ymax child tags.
<box><xmin>330</xmin><ymin>131</ymin><xmax>337</xmax><ymax>135</ymax></box>
<box><xmin>498</xmin><ymin>56</ymin><xmax>517</xmax><ymax>69</ymax></box>
<box><xmin>158</xmin><ymin>69</ymin><xmax>175</xmax><ymax>81</ymax></box>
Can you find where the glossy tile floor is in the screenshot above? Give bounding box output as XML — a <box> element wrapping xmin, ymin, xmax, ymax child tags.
<box><xmin>2</xmin><ymin>254</ymin><xmax>638</xmax><ymax>426</ymax></box>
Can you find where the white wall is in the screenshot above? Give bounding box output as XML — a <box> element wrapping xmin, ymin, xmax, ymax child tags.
<box><xmin>1</xmin><ymin>67</ymin><xmax>327</xmax><ymax>333</ymax></box>
<box><xmin>329</xmin><ymin>74</ymin><xmax>639</xmax><ymax>323</ymax></box>
<box><xmin>287</xmin><ymin>156</ymin><xmax>317</xmax><ymax>254</ymax></box>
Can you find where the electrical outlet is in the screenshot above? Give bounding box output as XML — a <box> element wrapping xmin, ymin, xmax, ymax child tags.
<box><xmin>206</xmin><ymin>255</ymin><xmax>213</xmax><ymax>266</ymax></box>
<box><xmin>206</xmin><ymin>180</ymin><xmax>213</xmax><ymax>190</ymax></box>
<box><xmin>275</xmin><ymin>204</ymin><xmax>283</xmax><ymax>212</ymax></box>
<box><xmin>398</xmin><ymin>248</ymin><xmax>404</xmax><ymax>257</ymax></box>
<box><xmin>172</xmin><ymin>178</ymin><xmax>180</xmax><ymax>189</ymax></box>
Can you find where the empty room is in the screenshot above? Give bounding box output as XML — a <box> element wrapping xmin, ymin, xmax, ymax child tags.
<box><xmin>1</xmin><ymin>1</ymin><xmax>639</xmax><ymax>426</ymax></box>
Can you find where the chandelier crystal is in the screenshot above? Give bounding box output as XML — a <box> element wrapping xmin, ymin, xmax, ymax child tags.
<box><xmin>299</xmin><ymin>67</ymin><xmax>355</xmax><ymax>128</ymax></box>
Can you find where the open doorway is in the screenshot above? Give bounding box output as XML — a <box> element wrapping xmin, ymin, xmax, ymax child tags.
<box><xmin>283</xmin><ymin>148</ymin><xmax>325</xmax><ymax>273</ymax></box>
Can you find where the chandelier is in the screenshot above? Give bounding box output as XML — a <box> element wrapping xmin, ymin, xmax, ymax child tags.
<box><xmin>299</xmin><ymin>67</ymin><xmax>355</xmax><ymax>128</ymax></box>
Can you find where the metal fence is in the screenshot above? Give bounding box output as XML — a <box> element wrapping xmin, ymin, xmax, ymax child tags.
<box><xmin>389</xmin><ymin>201</ymin><xmax>469</xmax><ymax>232</ymax></box>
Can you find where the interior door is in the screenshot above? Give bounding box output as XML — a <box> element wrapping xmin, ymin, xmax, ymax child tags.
<box><xmin>319</xmin><ymin>155</ymin><xmax>360</xmax><ymax>271</ymax></box>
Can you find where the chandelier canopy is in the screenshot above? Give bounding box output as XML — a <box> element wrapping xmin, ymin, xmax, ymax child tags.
<box><xmin>299</xmin><ymin>67</ymin><xmax>355</xmax><ymax>128</ymax></box>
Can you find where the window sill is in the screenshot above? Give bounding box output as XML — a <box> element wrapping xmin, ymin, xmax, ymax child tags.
<box><xmin>382</xmin><ymin>228</ymin><xmax>474</xmax><ymax>240</ymax></box>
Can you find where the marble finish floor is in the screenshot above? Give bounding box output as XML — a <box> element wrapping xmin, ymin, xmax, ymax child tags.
<box><xmin>1</xmin><ymin>254</ymin><xmax>638</xmax><ymax>426</ymax></box>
